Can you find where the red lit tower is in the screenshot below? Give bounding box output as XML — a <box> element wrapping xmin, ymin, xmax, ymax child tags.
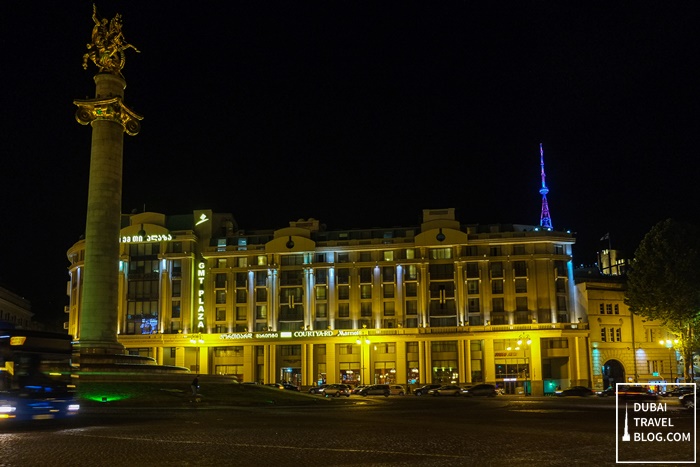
<box><xmin>539</xmin><ymin>143</ymin><xmax>553</xmax><ymax>230</ymax></box>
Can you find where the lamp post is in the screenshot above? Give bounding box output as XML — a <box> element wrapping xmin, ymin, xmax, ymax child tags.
<box><xmin>517</xmin><ymin>334</ymin><xmax>532</xmax><ymax>396</ymax></box>
<box><xmin>356</xmin><ymin>336</ymin><xmax>370</xmax><ymax>384</ymax></box>
<box><xmin>659</xmin><ymin>339</ymin><xmax>679</xmax><ymax>384</ymax></box>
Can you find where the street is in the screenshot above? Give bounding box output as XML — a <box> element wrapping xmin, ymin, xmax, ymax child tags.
<box><xmin>0</xmin><ymin>396</ymin><xmax>692</xmax><ymax>466</ymax></box>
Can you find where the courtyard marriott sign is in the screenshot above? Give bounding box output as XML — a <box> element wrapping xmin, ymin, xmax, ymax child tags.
<box><xmin>220</xmin><ymin>330</ymin><xmax>337</xmax><ymax>340</ymax></box>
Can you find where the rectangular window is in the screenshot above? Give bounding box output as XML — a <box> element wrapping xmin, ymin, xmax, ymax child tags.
<box><xmin>236</xmin><ymin>306</ymin><xmax>247</xmax><ymax>321</ymax></box>
<box><xmin>466</xmin><ymin>263</ymin><xmax>479</xmax><ymax>278</ymax></box>
<box><xmin>359</xmin><ymin>252</ymin><xmax>372</xmax><ymax>262</ymax></box>
<box><xmin>430</xmin><ymin>248</ymin><xmax>452</xmax><ymax>260</ymax></box>
<box><xmin>382</xmin><ymin>267</ymin><xmax>395</xmax><ymax>282</ymax></box>
<box><xmin>172</xmin><ymin>280</ymin><xmax>181</xmax><ymax>297</ymax></box>
<box><xmin>215</xmin><ymin>273</ymin><xmax>227</xmax><ymax>288</ymax></box>
<box><xmin>255</xmin><ymin>288</ymin><xmax>267</xmax><ymax>302</ymax></box>
<box><xmin>337</xmin><ymin>268</ymin><xmax>350</xmax><ymax>284</ymax></box>
<box><xmin>614</xmin><ymin>304</ymin><xmax>620</xmax><ymax>314</ymax></box>
<box><xmin>255</xmin><ymin>305</ymin><xmax>267</xmax><ymax>320</ymax></box>
<box><xmin>383</xmin><ymin>251</ymin><xmax>394</xmax><ymax>262</ymax></box>
<box><xmin>315</xmin><ymin>269</ymin><xmax>327</xmax><ymax>285</ymax></box>
<box><xmin>405</xmin><ymin>301</ymin><xmax>417</xmax><ymax>315</ymax></box>
<box><xmin>316</xmin><ymin>286</ymin><xmax>327</xmax><ymax>300</ymax></box>
<box><xmin>492</xmin><ymin>297</ymin><xmax>504</xmax><ymax>312</ymax></box>
<box><xmin>216</xmin><ymin>290</ymin><xmax>226</xmax><ymax>304</ymax></box>
<box><xmin>491</xmin><ymin>280</ymin><xmax>503</xmax><ymax>294</ymax></box>
<box><xmin>338</xmin><ymin>285</ymin><xmax>350</xmax><ymax>300</ymax></box>
<box><xmin>514</xmin><ymin>278</ymin><xmax>527</xmax><ymax>294</ymax></box>
<box><xmin>513</xmin><ymin>261</ymin><xmax>527</xmax><ymax>277</ymax></box>
<box><xmin>360</xmin><ymin>284</ymin><xmax>372</xmax><ymax>299</ymax></box>
<box><xmin>384</xmin><ymin>302</ymin><xmax>395</xmax><ymax>316</ymax></box>
<box><xmin>360</xmin><ymin>302</ymin><xmax>372</xmax><ymax>317</ymax></box>
<box><xmin>515</xmin><ymin>297</ymin><xmax>528</xmax><ymax>311</ymax></box>
<box><xmin>467</xmin><ymin>280</ymin><xmax>479</xmax><ymax>295</ymax></box>
<box><xmin>383</xmin><ymin>284</ymin><xmax>395</xmax><ymax>298</ymax></box>
<box><xmin>468</xmin><ymin>298</ymin><xmax>480</xmax><ymax>313</ymax></box>
<box><xmin>235</xmin><ymin>289</ymin><xmax>247</xmax><ymax>304</ymax></box>
<box><xmin>316</xmin><ymin>303</ymin><xmax>327</xmax><ymax>318</ymax></box>
<box><xmin>216</xmin><ymin>308</ymin><xmax>226</xmax><ymax>321</ymax></box>
<box><xmin>557</xmin><ymin>296</ymin><xmax>567</xmax><ymax>311</ymax></box>
<box><xmin>359</xmin><ymin>267</ymin><xmax>373</xmax><ymax>283</ymax></box>
<box><xmin>171</xmin><ymin>301</ymin><xmax>181</xmax><ymax>319</ymax></box>
<box><xmin>405</xmin><ymin>265</ymin><xmax>418</xmax><ymax>280</ymax></box>
<box><xmin>338</xmin><ymin>303</ymin><xmax>350</xmax><ymax>318</ymax></box>
<box><xmin>429</xmin><ymin>264</ymin><xmax>454</xmax><ymax>280</ymax></box>
<box><xmin>490</xmin><ymin>262</ymin><xmax>503</xmax><ymax>278</ymax></box>
<box><xmin>606</xmin><ymin>304</ymin><xmax>613</xmax><ymax>314</ymax></box>
<box><xmin>405</xmin><ymin>282</ymin><xmax>417</xmax><ymax>297</ymax></box>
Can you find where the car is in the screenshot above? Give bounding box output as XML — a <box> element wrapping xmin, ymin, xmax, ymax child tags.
<box><xmin>461</xmin><ymin>383</ymin><xmax>498</xmax><ymax>397</ymax></box>
<box><xmin>618</xmin><ymin>386</ymin><xmax>658</xmax><ymax>401</ymax></box>
<box><xmin>282</xmin><ymin>383</ymin><xmax>300</xmax><ymax>391</ymax></box>
<box><xmin>413</xmin><ymin>384</ymin><xmax>442</xmax><ymax>396</ymax></box>
<box><xmin>680</xmin><ymin>393</ymin><xmax>696</xmax><ymax>410</ymax></box>
<box><xmin>308</xmin><ymin>384</ymin><xmax>328</xmax><ymax>395</ymax></box>
<box><xmin>389</xmin><ymin>384</ymin><xmax>406</xmax><ymax>396</ymax></box>
<box><xmin>428</xmin><ymin>385</ymin><xmax>463</xmax><ymax>397</ymax></box>
<box><xmin>264</xmin><ymin>383</ymin><xmax>285</xmax><ymax>390</ymax></box>
<box><xmin>352</xmin><ymin>385</ymin><xmax>368</xmax><ymax>394</ymax></box>
<box><xmin>661</xmin><ymin>386</ymin><xmax>695</xmax><ymax>397</ymax></box>
<box><xmin>555</xmin><ymin>386</ymin><xmax>595</xmax><ymax>397</ymax></box>
<box><xmin>358</xmin><ymin>384</ymin><xmax>391</xmax><ymax>397</ymax></box>
<box><xmin>322</xmin><ymin>384</ymin><xmax>351</xmax><ymax>397</ymax></box>
<box><xmin>597</xmin><ymin>387</ymin><xmax>616</xmax><ymax>397</ymax></box>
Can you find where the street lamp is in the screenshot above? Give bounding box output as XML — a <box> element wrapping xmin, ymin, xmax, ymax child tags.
<box><xmin>356</xmin><ymin>337</ymin><xmax>370</xmax><ymax>384</ymax></box>
<box><xmin>517</xmin><ymin>334</ymin><xmax>532</xmax><ymax>396</ymax></box>
<box><xmin>659</xmin><ymin>339</ymin><xmax>679</xmax><ymax>384</ymax></box>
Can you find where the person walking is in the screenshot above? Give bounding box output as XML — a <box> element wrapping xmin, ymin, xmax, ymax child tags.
<box><xmin>191</xmin><ymin>375</ymin><xmax>200</xmax><ymax>396</ymax></box>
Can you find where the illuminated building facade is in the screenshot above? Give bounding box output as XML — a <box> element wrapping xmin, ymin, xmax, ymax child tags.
<box><xmin>67</xmin><ymin>208</ymin><xmax>590</xmax><ymax>395</ymax></box>
<box><xmin>575</xmin><ymin>268</ymin><xmax>684</xmax><ymax>392</ymax></box>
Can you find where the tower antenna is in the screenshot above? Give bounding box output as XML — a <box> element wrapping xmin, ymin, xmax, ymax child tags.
<box><xmin>539</xmin><ymin>143</ymin><xmax>553</xmax><ymax>230</ymax></box>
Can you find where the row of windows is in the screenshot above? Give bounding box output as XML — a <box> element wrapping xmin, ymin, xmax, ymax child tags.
<box><xmin>598</xmin><ymin>303</ymin><xmax>620</xmax><ymax>314</ymax></box>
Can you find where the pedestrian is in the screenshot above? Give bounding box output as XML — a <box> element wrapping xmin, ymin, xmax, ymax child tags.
<box><xmin>191</xmin><ymin>375</ymin><xmax>200</xmax><ymax>396</ymax></box>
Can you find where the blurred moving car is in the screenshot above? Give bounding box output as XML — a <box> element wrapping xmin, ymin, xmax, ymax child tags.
<box><xmin>413</xmin><ymin>384</ymin><xmax>442</xmax><ymax>396</ymax></box>
<box><xmin>618</xmin><ymin>386</ymin><xmax>658</xmax><ymax>401</ymax></box>
<box><xmin>555</xmin><ymin>386</ymin><xmax>595</xmax><ymax>397</ymax></box>
<box><xmin>282</xmin><ymin>383</ymin><xmax>300</xmax><ymax>391</ymax></box>
<box><xmin>308</xmin><ymin>384</ymin><xmax>327</xmax><ymax>395</ymax></box>
<box><xmin>428</xmin><ymin>385</ymin><xmax>463</xmax><ymax>397</ymax></box>
<box><xmin>264</xmin><ymin>383</ymin><xmax>285</xmax><ymax>390</ymax></box>
<box><xmin>680</xmin><ymin>393</ymin><xmax>696</xmax><ymax>410</ymax></box>
<box><xmin>389</xmin><ymin>384</ymin><xmax>406</xmax><ymax>396</ymax></box>
<box><xmin>661</xmin><ymin>386</ymin><xmax>694</xmax><ymax>397</ymax></box>
<box><xmin>461</xmin><ymin>383</ymin><xmax>498</xmax><ymax>397</ymax></box>
<box><xmin>322</xmin><ymin>384</ymin><xmax>351</xmax><ymax>397</ymax></box>
<box><xmin>358</xmin><ymin>384</ymin><xmax>391</xmax><ymax>397</ymax></box>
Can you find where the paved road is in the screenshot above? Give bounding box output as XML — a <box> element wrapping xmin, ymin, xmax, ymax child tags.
<box><xmin>0</xmin><ymin>396</ymin><xmax>692</xmax><ymax>466</ymax></box>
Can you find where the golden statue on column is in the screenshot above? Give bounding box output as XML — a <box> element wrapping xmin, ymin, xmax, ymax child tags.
<box><xmin>82</xmin><ymin>4</ymin><xmax>140</xmax><ymax>77</ymax></box>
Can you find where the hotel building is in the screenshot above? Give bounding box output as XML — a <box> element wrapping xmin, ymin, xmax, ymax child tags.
<box><xmin>66</xmin><ymin>207</ymin><xmax>592</xmax><ymax>395</ymax></box>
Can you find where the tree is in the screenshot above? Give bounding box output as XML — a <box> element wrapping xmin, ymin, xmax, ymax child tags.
<box><xmin>624</xmin><ymin>218</ymin><xmax>700</xmax><ymax>382</ymax></box>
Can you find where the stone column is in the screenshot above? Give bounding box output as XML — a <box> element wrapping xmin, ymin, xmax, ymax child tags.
<box><xmin>74</xmin><ymin>73</ymin><xmax>142</xmax><ymax>355</ymax></box>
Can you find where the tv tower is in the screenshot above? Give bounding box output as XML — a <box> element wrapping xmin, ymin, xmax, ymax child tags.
<box><xmin>539</xmin><ymin>143</ymin><xmax>553</xmax><ymax>230</ymax></box>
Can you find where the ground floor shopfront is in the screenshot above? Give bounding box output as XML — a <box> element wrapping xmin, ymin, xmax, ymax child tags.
<box><xmin>120</xmin><ymin>324</ymin><xmax>590</xmax><ymax>396</ymax></box>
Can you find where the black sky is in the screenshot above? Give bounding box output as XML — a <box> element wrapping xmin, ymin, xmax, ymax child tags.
<box><xmin>2</xmin><ymin>2</ymin><xmax>699</xmax><ymax>323</ymax></box>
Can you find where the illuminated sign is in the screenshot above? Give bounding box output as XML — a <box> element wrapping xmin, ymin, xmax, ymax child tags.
<box><xmin>196</xmin><ymin>261</ymin><xmax>205</xmax><ymax>330</ymax></box>
<box><xmin>219</xmin><ymin>330</ymin><xmax>338</xmax><ymax>341</ymax></box>
<box><xmin>9</xmin><ymin>336</ymin><xmax>26</xmax><ymax>346</ymax></box>
<box><xmin>120</xmin><ymin>233</ymin><xmax>173</xmax><ymax>243</ymax></box>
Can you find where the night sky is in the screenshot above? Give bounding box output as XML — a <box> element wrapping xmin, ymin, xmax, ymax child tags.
<box><xmin>2</xmin><ymin>2</ymin><xmax>699</xmax><ymax>324</ymax></box>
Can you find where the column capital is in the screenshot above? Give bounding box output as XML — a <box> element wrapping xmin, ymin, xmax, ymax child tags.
<box><xmin>74</xmin><ymin>96</ymin><xmax>143</xmax><ymax>135</ymax></box>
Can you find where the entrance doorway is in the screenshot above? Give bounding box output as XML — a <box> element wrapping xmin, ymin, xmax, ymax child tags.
<box><xmin>602</xmin><ymin>359</ymin><xmax>625</xmax><ymax>389</ymax></box>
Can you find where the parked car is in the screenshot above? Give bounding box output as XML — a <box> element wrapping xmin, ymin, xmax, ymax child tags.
<box><xmin>322</xmin><ymin>384</ymin><xmax>351</xmax><ymax>397</ymax></box>
<box><xmin>413</xmin><ymin>384</ymin><xmax>442</xmax><ymax>396</ymax></box>
<box><xmin>680</xmin><ymin>393</ymin><xmax>696</xmax><ymax>410</ymax></box>
<box><xmin>389</xmin><ymin>384</ymin><xmax>406</xmax><ymax>396</ymax></box>
<box><xmin>358</xmin><ymin>384</ymin><xmax>391</xmax><ymax>397</ymax></box>
<box><xmin>461</xmin><ymin>383</ymin><xmax>498</xmax><ymax>397</ymax></box>
<box><xmin>352</xmin><ymin>385</ymin><xmax>368</xmax><ymax>395</ymax></box>
<box><xmin>264</xmin><ymin>383</ymin><xmax>285</xmax><ymax>390</ymax></box>
<box><xmin>618</xmin><ymin>386</ymin><xmax>658</xmax><ymax>401</ymax></box>
<box><xmin>596</xmin><ymin>387</ymin><xmax>616</xmax><ymax>397</ymax></box>
<box><xmin>282</xmin><ymin>383</ymin><xmax>300</xmax><ymax>391</ymax></box>
<box><xmin>308</xmin><ymin>384</ymin><xmax>327</xmax><ymax>395</ymax></box>
<box><xmin>429</xmin><ymin>385</ymin><xmax>463</xmax><ymax>397</ymax></box>
<box><xmin>555</xmin><ymin>386</ymin><xmax>595</xmax><ymax>397</ymax></box>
